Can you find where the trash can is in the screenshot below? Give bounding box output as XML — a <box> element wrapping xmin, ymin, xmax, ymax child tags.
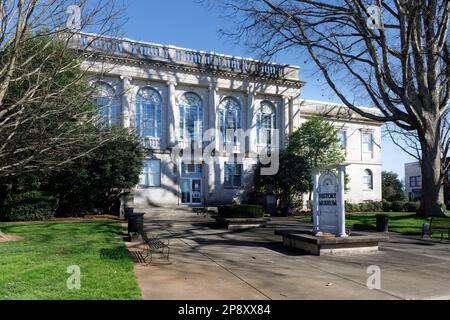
<box><xmin>128</xmin><ymin>212</ymin><xmax>144</xmax><ymax>235</ymax></box>
<box><xmin>264</xmin><ymin>194</ymin><xmax>277</xmax><ymax>216</ymax></box>
<box><xmin>376</xmin><ymin>214</ymin><xmax>389</xmax><ymax>233</ymax></box>
<box><xmin>124</xmin><ymin>207</ymin><xmax>134</xmax><ymax>220</ymax></box>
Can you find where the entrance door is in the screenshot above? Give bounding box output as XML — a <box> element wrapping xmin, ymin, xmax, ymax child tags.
<box><xmin>181</xmin><ymin>179</ymin><xmax>191</xmax><ymax>204</ymax></box>
<box><xmin>191</xmin><ymin>179</ymin><xmax>202</xmax><ymax>205</ymax></box>
<box><xmin>180</xmin><ymin>178</ymin><xmax>202</xmax><ymax>205</ymax></box>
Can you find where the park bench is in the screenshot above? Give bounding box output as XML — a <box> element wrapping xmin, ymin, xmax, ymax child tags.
<box><xmin>422</xmin><ymin>217</ymin><xmax>450</xmax><ymax>241</ymax></box>
<box><xmin>139</xmin><ymin>229</ymin><xmax>171</xmax><ymax>265</ymax></box>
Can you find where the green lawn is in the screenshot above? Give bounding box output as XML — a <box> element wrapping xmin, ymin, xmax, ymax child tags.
<box><xmin>296</xmin><ymin>212</ymin><xmax>449</xmax><ymax>236</ymax></box>
<box><xmin>0</xmin><ymin>221</ymin><xmax>141</xmax><ymax>300</ymax></box>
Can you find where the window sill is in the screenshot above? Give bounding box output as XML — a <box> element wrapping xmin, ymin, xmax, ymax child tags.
<box><xmin>139</xmin><ymin>185</ymin><xmax>162</xmax><ymax>189</ymax></box>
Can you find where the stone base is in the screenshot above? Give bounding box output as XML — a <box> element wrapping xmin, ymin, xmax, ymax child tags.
<box><xmin>215</xmin><ymin>217</ymin><xmax>267</xmax><ymax>230</ymax></box>
<box><xmin>275</xmin><ymin>230</ymin><xmax>388</xmax><ymax>256</ymax></box>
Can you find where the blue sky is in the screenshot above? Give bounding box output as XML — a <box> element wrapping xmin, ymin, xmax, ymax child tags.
<box><xmin>123</xmin><ymin>0</ymin><xmax>414</xmax><ymax>179</ymax></box>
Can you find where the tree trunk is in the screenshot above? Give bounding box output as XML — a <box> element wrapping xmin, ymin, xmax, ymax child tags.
<box><xmin>419</xmin><ymin>121</ymin><xmax>446</xmax><ymax>217</ymax></box>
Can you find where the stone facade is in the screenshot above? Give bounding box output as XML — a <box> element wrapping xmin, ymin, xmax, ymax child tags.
<box><xmin>300</xmin><ymin>100</ymin><xmax>383</xmax><ymax>204</ymax></box>
<box><xmin>72</xmin><ymin>33</ymin><xmax>383</xmax><ymax>209</ymax></box>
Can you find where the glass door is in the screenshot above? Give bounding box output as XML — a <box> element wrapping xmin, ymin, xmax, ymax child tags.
<box><xmin>180</xmin><ymin>178</ymin><xmax>202</xmax><ymax>205</ymax></box>
<box><xmin>191</xmin><ymin>179</ymin><xmax>202</xmax><ymax>205</ymax></box>
<box><xmin>181</xmin><ymin>179</ymin><xmax>191</xmax><ymax>204</ymax></box>
<box><xmin>180</xmin><ymin>163</ymin><xmax>203</xmax><ymax>206</ymax></box>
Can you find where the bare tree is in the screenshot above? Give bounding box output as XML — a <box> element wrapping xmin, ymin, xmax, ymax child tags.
<box><xmin>385</xmin><ymin>110</ymin><xmax>450</xmax><ymax>173</ymax></box>
<box><xmin>0</xmin><ymin>0</ymin><xmax>126</xmax><ymax>178</ymax></box>
<box><xmin>214</xmin><ymin>0</ymin><xmax>450</xmax><ymax>216</ymax></box>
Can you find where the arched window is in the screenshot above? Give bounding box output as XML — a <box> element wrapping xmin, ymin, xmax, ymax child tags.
<box><xmin>257</xmin><ymin>101</ymin><xmax>276</xmax><ymax>146</ymax></box>
<box><xmin>179</xmin><ymin>92</ymin><xmax>203</xmax><ymax>143</ymax></box>
<box><xmin>363</xmin><ymin>169</ymin><xmax>373</xmax><ymax>190</ymax></box>
<box><xmin>94</xmin><ymin>82</ymin><xmax>121</xmax><ymax>126</ymax></box>
<box><xmin>219</xmin><ymin>97</ymin><xmax>241</xmax><ymax>144</ymax></box>
<box><xmin>136</xmin><ymin>87</ymin><xmax>162</xmax><ymax>138</ymax></box>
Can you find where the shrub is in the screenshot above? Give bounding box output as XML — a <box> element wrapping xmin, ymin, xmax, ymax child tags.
<box><xmin>382</xmin><ymin>200</ymin><xmax>392</xmax><ymax>212</ymax></box>
<box><xmin>218</xmin><ymin>204</ymin><xmax>265</xmax><ymax>219</ymax></box>
<box><xmin>46</xmin><ymin>130</ymin><xmax>144</xmax><ymax>216</ymax></box>
<box><xmin>345</xmin><ymin>202</ymin><xmax>360</xmax><ymax>213</ymax></box>
<box><xmin>391</xmin><ymin>201</ymin><xmax>407</xmax><ymax>212</ymax></box>
<box><xmin>0</xmin><ymin>191</ymin><xmax>57</xmax><ymax>221</ymax></box>
<box><xmin>345</xmin><ymin>202</ymin><xmax>354</xmax><ymax>212</ymax></box>
<box><xmin>404</xmin><ymin>202</ymin><xmax>420</xmax><ymax>213</ymax></box>
<box><xmin>369</xmin><ymin>201</ymin><xmax>383</xmax><ymax>212</ymax></box>
<box><xmin>358</xmin><ymin>202</ymin><xmax>369</xmax><ymax>212</ymax></box>
<box><xmin>346</xmin><ymin>201</ymin><xmax>388</xmax><ymax>213</ymax></box>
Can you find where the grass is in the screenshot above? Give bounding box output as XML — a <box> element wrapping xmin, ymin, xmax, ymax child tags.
<box><xmin>296</xmin><ymin>212</ymin><xmax>450</xmax><ymax>237</ymax></box>
<box><xmin>0</xmin><ymin>221</ymin><xmax>141</xmax><ymax>300</ymax></box>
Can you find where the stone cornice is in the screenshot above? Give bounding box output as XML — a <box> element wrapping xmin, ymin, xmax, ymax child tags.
<box><xmin>79</xmin><ymin>52</ymin><xmax>305</xmax><ymax>89</ymax></box>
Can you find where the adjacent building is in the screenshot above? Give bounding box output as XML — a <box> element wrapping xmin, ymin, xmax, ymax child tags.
<box><xmin>405</xmin><ymin>161</ymin><xmax>450</xmax><ymax>206</ymax></box>
<box><xmin>71</xmin><ymin>33</ymin><xmax>383</xmax><ymax>210</ymax></box>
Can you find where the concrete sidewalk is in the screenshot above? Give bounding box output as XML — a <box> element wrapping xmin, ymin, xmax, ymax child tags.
<box><xmin>127</xmin><ymin>211</ymin><xmax>450</xmax><ymax>300</ymax></box>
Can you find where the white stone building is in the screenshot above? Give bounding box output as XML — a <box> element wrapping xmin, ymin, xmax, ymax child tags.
<box><xmin>72</xmin><ymin>33</ymin><xmax>382</xmax><ymax>209</ymax></box>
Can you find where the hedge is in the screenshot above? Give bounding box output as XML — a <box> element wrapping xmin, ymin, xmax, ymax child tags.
<box><xmin>0</xmin><ymin>191</ymin><xmax>57</xmax><ymax>222</ymax></box>
<box><xmin>345</xmin><ymin>200</ymin><xmax>421</xmax><ymax>213</ymax></box>
<box><xmin>218</xmin><ymin>204</ymin><xmax>265</xmax><ymax>219</ymax></box>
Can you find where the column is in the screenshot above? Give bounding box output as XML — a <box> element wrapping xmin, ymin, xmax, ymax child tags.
<box><xmin>207</xmin><ymin>83</ymin><xmax>218</xmax><ymax>198</ymax></box>
<box><xmin>312</xmin><ymin>169</ymin><xmax>320</xmax><ymax>234</ymax></box>
<box><xmin>208</xmin><ymin>83</ymin><xmax>218</xmax><ymax>146</ymax></box>
<box><xmin>281</xmin><ymin>96</ymin><xmax>289</xmax><ymax>149</ymax></box>
<box><xmin>337</xmin><ymin>165</ymin><xmax>348</xmax><ymax>237</ymax></box>
<box><xmin>167</xmin><ymin>80</ymin><xmax>177</xmax><ymax>147</ymax></box>
<box><xmin>247</xmin><ymin>84</ymin><xmax>256</xmax><ymax>154</ymax></box>
<box><xmin>288</xmin><ymin>97</ymin><xmax>294</xmax><ymax>136</ymax></box>
<box><xmin>120</xmin><ymin>75</ymin><xmax>133</xmax><ymax>129</ymax></box>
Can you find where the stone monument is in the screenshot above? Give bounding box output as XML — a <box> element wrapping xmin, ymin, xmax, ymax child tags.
<box><xmin>275</xmin><ymin>164</ymin><xmax>388</xmax><ymax>256</ymax></box>
<box><xmin>312</xmin><ymin>165</ymin><xmax>347</xmax><ymax>237</ymax></box>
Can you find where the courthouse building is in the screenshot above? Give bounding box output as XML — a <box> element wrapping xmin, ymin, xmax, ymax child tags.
<box><xmin>71</xmin><ymin>33</ymin><xmax>382</xmax><ymax>209</ymax></box>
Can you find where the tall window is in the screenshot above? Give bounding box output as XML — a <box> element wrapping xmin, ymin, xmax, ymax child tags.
<box><xmin>94</xmin><ymin>82</ymin><xmax>121</xmax><ymax>126</ymax></box>
<box><xmin>136</xmin><ymin>87</ymin><xmax>162</xmax><ymax>138</ymax></box>
<box><xmin>338</xmin><ymin>130</ymin><xmax>347</xmax><ymax>151</ymax></box>
<box><xmin>140</xmin><ymin>160</ymin><xmax>161</xmax><ymax>187</ymax></box>
<box><xmin>219</xmin><ymin>97</ymin><xmax>241</xmax><ymax>144</ymax></box>
<box><xmin>410</xmin><ymin>176</ymin><xmax>422</xmax><ymax>188</ymax></box>
<box><xmin>257</xmin><ymin>101</ymin><xmax>276</xmax><ymax>146</ymax></box>
<box><xmin>363</xmin><ymin>169</ymin><xmax>373</xmax><ymax>190</ymax></box>
<box><xmin>179</xmin><ymin>92</ymin><xmax>203</xmax><ymax>143</ymax></box>
<box><xmin>224</xmin><ymin>163</ymin><xmax>243</xmax><ymax>188</ymax></box>
<box><xmin>362</xmin><ymin>132</ymin><xmax>374</xmax><ymax>157</ymax></box>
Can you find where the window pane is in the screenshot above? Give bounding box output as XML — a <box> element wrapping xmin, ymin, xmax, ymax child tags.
<box><xmin>224</xmin><ymin>164</ymin><xmax>232</xmax><ymax>187</ymax></box>
<box><xmin>137</xmin><ymin>88</ymin><xmax>161</xmax><ymax>138</ymax></box>
<box><xmin>257</xmin><ymin>101</ymin><xmax>275</xmax><ymax>145</ymax></box>
<box><xmin>363</xmin><ymin>133</ymin><xmax>373</xmax><ymax>153</ymax></box>
<box><xmin>179</xmin><ymin>93</ymin><xmax>203</xmax><ymax>142</ymax></box>
<box><xmin>363</xmin><ymin>170</ymin><xmax>373</xmax><ymax>189</ymax></box>
<box><xmin>141</xmin><ymin>160</ymin><xmax>161</xmax><ymax>187</ymax></box>
<box><xmin>219</xmin><ymin>98</ymin><xmax>241</xmax><ymax>143</ymax></box>
<box><xmin>338</xmin><ymin>131</ymin><xmax>347</xmax><ymax>149</ymax></box>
